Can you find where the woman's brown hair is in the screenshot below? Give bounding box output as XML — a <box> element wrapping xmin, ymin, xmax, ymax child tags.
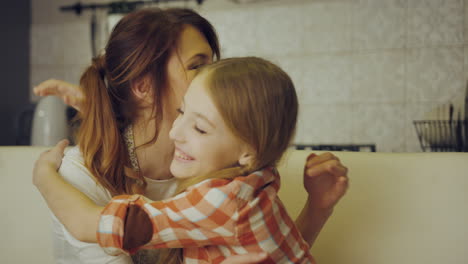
<box><xmin>76</xmin><ymin>8</ymin><xmax>220</xmax><ymax>196</ymax></box>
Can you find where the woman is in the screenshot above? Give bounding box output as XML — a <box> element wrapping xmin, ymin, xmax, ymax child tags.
<box><xmin>34</xmin><ymin>8</ymin><xmax>348</xmax><ymax>264</ymax></box>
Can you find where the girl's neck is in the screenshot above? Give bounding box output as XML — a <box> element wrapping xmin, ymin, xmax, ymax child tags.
<box><xmin>132</xmin><ymin>116</ymin><xmax>175</xmax><ymax>181</ymax></box>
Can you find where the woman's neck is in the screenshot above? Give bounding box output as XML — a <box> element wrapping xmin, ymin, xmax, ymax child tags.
<box><xmin>132</xmin><ymin>117</ymin><xmax>175</xmax><ymax>181</ymax></box>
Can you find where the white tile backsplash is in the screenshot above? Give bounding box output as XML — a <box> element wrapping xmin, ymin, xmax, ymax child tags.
<box><xmin>296</xmin><ymin>103</ymin><xmax>353</xmax><ymax>145</ymax></box>
<box><xmin>30</xmin><ymin>0</ymin><xmax>468</xmax><ymax>152</ymax></box>
<box><xmin>202</xmin><ymin>9</ymin><xmax>259</xmax><ymax>58</ymax></box>
<box><xmin>30</xmin><ymin>24</ymin><xmax>65</xmax><ymax>65</ymax></box>
<box><xmin>407</xmin><ymin>0</ymin><xmax>464</xmax><ymax>48</ymax></box>
<box><xmin>352</xmin><ymin>50</ymin><xmax>406</xmax><ymax>103</ymax></box>
<box><xmin>301</xmin><ymin>2</ymin><xmax>353</xmax><ymax>53</ymax></box>
<box><xmin>352</xmin><ymin>0</ymin><xmax>407</xmax><ymax>50</ymax></box>
<box><xmin>406</xmin><ymin>47</ymin><xmax>464</xmax><ymax>103</ymax></box>
<box><xmin>61</xmin><ymin>22</ymin><xmax>93</xmax><ymax>65</ymax></box>
<box><xmin>465</xmin><ymin>1</ymin><xmax>468</xmax><ymax>44</ymax></box>
<box><xmin>253</xmin><ymin>6</ymin><xmax>305</xmax><ymax>57</ymax></box>
<box><xmin>351</xmin><ymin>103</ymin><xmax>407</xmax><ymax>152</ymax></box>
<box><xmin>299</xmin><ymin>53</ymin><xmax>353</xmax><ymax>104</ymax></box>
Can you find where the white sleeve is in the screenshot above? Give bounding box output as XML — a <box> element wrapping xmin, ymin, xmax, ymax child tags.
<box><xmin>50</xmin><ymin>146</ymin><xmax>132</xmax><ymax>264</ymax></box>
<box><xmin>58</xmin><ymin>146</ymin><xmax>112</xmax><ymax>206</ymax></box>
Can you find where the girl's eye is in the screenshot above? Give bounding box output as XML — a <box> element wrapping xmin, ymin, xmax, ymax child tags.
<box><xmin>194</xmin><ymin>126</ymin><xmax>206</xmax><ymax>134</ymax></box>
<box><xmin>176</xmin><ymin>108</ymin><xmax>184</xmax><ymax>115</ymax></box>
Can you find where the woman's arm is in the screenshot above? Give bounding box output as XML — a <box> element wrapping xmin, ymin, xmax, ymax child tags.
<box><xmin>296</xmin><ymin>153</ymin><xmax>349</xmax><ymax>246</ymax></box>
<box><xmin>33</xmin><ymin>139</ymin><xmax>102</xmax><ymax>242</ymax></box>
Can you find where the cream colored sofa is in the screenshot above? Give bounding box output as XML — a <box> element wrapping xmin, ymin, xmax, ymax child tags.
<box><xmin>1</xmin><ymin>146</ymin><xmax>468</xmax><ymax>264</ymax></box>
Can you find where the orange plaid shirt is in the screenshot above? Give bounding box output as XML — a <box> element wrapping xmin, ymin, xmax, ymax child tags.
<box><xmin>97</xmin><ymin>168</ymin><xmax>316</xmax><ymax>264</ymax></box>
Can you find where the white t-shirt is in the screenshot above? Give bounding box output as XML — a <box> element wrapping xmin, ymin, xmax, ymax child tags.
<box><xmin>52</xmin><ymin>146</ymin><xmax>178</xmax><ymax>264</ymax></box>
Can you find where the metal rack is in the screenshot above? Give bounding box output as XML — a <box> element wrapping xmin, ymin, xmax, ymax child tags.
<box><xmin>413</xmin><ymin>120</ymin><xmax>467</xmax><ymax>152</ymax></box>
<box><xmin>294</xmin><ymin>144</ymin><xmax>376</xmax><ymax>152</ymax></box>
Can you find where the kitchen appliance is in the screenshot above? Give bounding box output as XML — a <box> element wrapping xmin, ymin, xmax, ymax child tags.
<box><xmin>31</xmin><ymin>96</ymin><xmax>69</xmax><ymax>146</ymax></box>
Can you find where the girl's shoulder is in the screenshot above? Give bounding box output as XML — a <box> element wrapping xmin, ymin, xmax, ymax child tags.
<box><xmin>190</xmin><ymin>168</ymin><xmax>279</xmax><ymax>202</ymax></box>
<box><xmin>234</xmin><ymin>168</ymin><xmax>279</xmax><ymax>200</ymax></box>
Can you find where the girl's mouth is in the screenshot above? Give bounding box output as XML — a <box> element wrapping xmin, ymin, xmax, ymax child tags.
<box><xmin>174</xmin><ymin>147</ymin><xmax>195</xmax><ymax>162</ymax></box>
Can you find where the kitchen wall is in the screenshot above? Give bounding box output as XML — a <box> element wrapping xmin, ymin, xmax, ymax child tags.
<box><xmin>30</xmin><ymin>0</ymin><xmax>468</xmax><ymax>152</ymax></box>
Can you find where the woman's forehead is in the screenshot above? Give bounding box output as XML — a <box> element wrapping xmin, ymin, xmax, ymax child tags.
<box><xmin>176</xmin><ymin>25</ymin><xmax>213</xmax><ymax>62</ymax></box>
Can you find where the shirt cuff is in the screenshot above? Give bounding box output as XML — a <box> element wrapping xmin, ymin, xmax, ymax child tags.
<box><xmin>96</xmin><ymin>194</ymin><xmax>141</xmax><ymax>256</ymax></box>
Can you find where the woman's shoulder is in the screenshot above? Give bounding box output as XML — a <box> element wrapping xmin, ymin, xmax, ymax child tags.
<box><xmin>59</xmin><ymin>145</ymin><xmax>87</xmax><ymax>177</ymax></box>
<box><xmin>59</xmin><ymin>145</ymin><xmax>112</xmax><ymax>205</ymax></box>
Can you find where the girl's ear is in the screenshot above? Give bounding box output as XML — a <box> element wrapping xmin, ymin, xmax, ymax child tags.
<box><xmin>238</xmin><ymin>151</ymin><xmax>256</xmax><ymax>168</ymax></box>
<box><xmin>131</xmin><ymin>75</ymin><xmax>153</xmax><ymax>104</ymax></box>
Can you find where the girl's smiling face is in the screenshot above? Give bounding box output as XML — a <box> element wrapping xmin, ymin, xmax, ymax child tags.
<box><xmin>168</xmin><ymin>72</ymin><xmax>253</xmax><ymax>179</ymax></box>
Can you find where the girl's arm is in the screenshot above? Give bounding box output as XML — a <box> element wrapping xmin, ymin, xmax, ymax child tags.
<box><xmin>33</xmin><ymin>139</ymin><xmax>102</xmax><ymax>243</ymax></box>
<box><xmin>33</xmin><ymin>79</ymin><xmax>84</xmax><ymax>111</ymax></box>
<box><xmin>97</xmin><ymin>179</ymin><xmax>241</xmax><ymax>255</ymax></box>
<box><xmin>296</xmin><ymin>153</ymin><xmax>349</xmax><ymax>246</ymax></box>
<box><xmin>98</xmin><ymin>169</ymin><xmax>301</xmax><ymax>262</ymax></box>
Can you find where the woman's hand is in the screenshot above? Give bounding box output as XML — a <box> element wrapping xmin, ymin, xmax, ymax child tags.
<box><xmin>303</xmin><ymin>152</ymin><xmax>349</xmax><ymax>210</ymax></box>
<box><xmin>33</xmin><ymin>139</ymin><xmax>69</xmax><ymax>187</ymax></box>
<box><xmin>33</xmin><ymin>79</ymin><xmax>84</xmax><ymax>111</ymax></box>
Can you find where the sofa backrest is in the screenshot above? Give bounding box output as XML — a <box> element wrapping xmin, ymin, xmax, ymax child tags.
<box><xmin>1</xmin><ymin>147</ymin><xmax>53</xmax><ymax>264</ymax></box>
<box><xmin>278</xmin><ymin>150</ymin><xmax>468</xmax><ymax>264</ymax></box>
<box><xmin>1</xmin><ymin>147</ymin><xmax>468</xmax><ymax>263</ymax></box>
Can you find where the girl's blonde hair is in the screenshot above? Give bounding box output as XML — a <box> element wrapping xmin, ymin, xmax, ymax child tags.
<box><xmin>176</xmin><ymin>57</ymin><xmax>298</xmax><ymax>192</ymax></box>
<box><xmin>163</xmin><ymin>57</ymin><xmax>298</xmax><ymax>263</ymax></box>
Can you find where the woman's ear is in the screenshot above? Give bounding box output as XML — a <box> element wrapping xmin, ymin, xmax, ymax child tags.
<box><xmin>131</xmin><ymin>76</ymin><xmax>153</xmax><ymax>104</ymax></box>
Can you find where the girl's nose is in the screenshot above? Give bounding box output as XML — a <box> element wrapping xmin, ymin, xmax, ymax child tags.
<box><xmin>169</xmin><ymin>116</ymin><xmax>184</xmax><ymax>142</ymax></box>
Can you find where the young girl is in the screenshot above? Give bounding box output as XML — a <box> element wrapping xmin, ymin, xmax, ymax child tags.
<box><xmin>34</xmin><ymin>57</ymin><xmax>316</xmax><ymax>263</ymax></box>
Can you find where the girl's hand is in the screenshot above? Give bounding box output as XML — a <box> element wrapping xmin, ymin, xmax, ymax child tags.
<box><xmin>33</xmin><ymin>139</ymin><xmax>69</xmax><ymax>186</ymax></box>
<box><xmin>33</xmin><ymin>79</ymin><xmax>84</xmax><ymax>111</ymax></box>
<box><xmin>303</xmin><ymin>152</ymin><xmax>349</xmax><ymax>210</ymax></box>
